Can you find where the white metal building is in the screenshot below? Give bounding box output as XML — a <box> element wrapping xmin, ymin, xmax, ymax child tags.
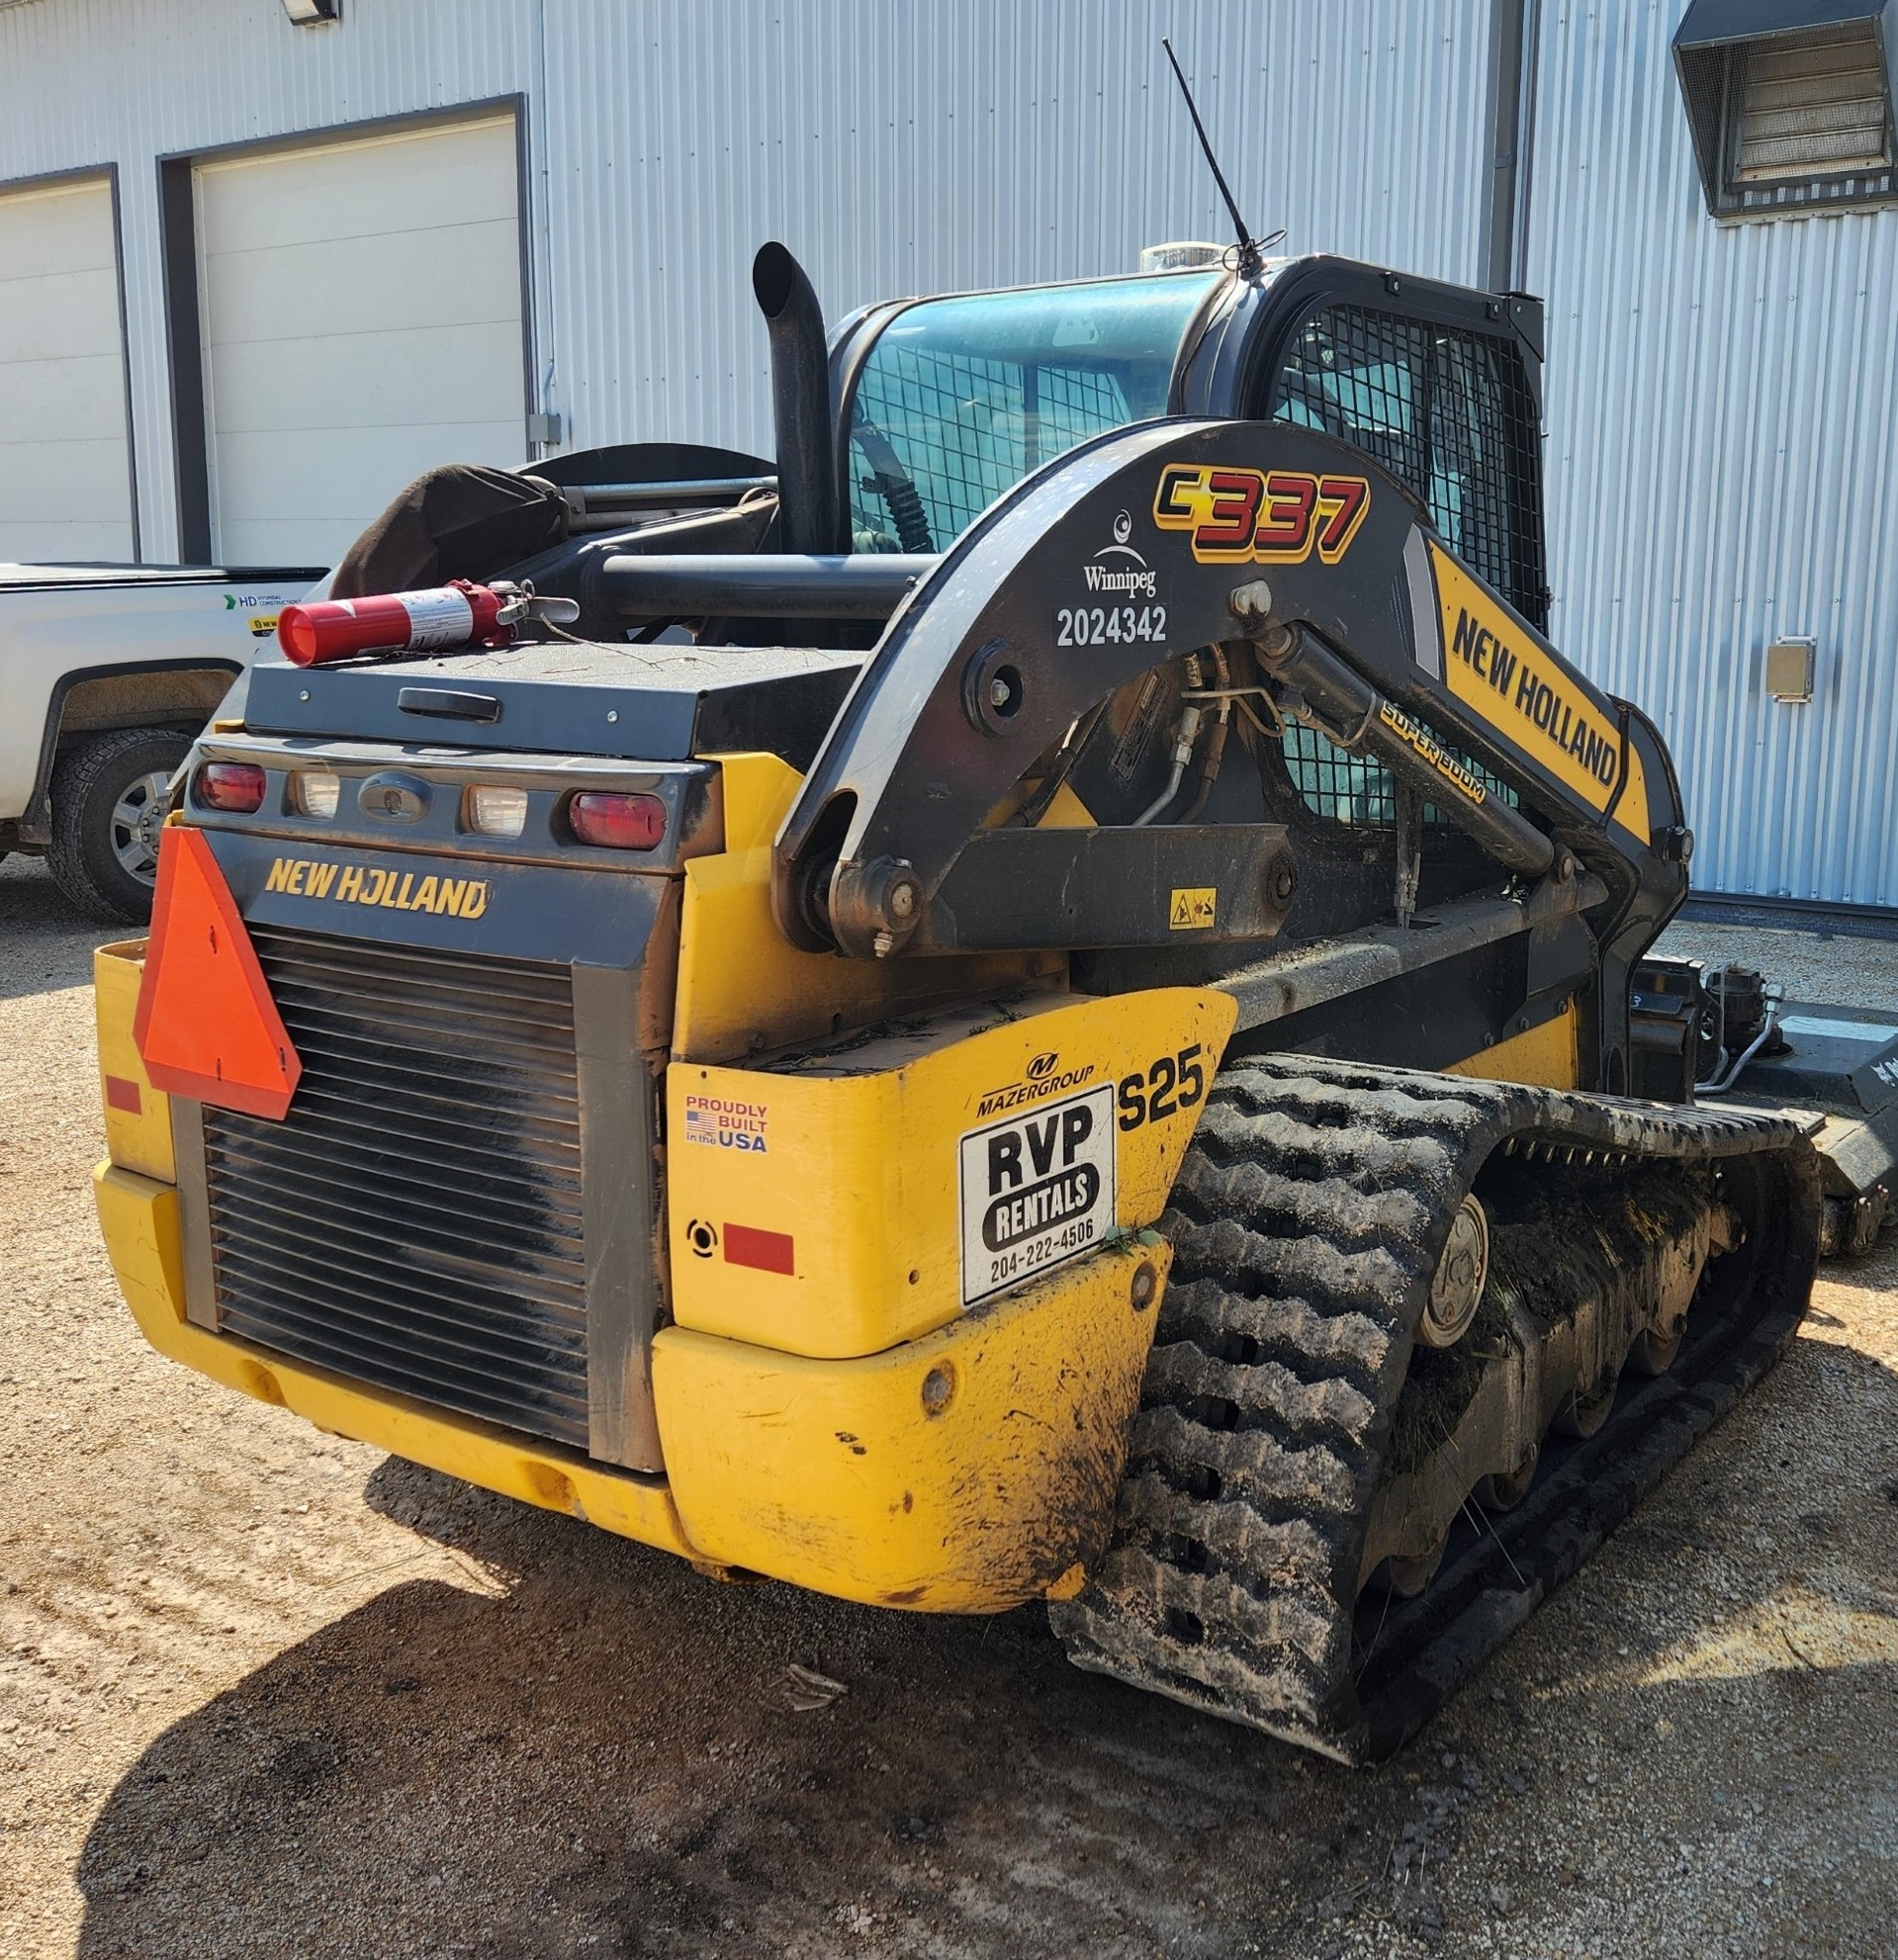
<box><xmin>1</xmin><ymin>0</ymin><xmax>1893</xmax><ymax>911</ymax></box>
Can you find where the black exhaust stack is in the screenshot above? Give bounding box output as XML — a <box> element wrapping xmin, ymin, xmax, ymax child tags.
<box><xmin>753</xmin><ymin>241</ymin><xmax>842</xmax><ymax>556</ymax></box>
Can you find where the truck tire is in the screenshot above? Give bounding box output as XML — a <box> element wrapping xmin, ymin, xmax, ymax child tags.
<box><xmin>46</xmin><ymin>728</ymin><xmax>192</xmax><ymax>924</ymax></box>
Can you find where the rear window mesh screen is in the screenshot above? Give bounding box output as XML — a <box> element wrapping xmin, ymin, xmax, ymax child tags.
<box><xmin>1037</xmin><ymin>366</ymin><xmax>1130</xmax><ymax>456</ymax></box>
<box><xmin>1270</xmin><ymin>305</ymin><xmax>1547</xmax><ymax>629</ymax></box>
<box><xmin>843</xmin><ymin>272</ymin><xmax>1210</xmax><ymax>551</ymax></box>
<box><xmin>853</xmin><ymin>348</ymin><xmax>1024</xmax><ymax>547</ymax></box>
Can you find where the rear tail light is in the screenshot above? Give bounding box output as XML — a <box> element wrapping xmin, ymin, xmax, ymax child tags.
<box><xmin>193</xmin><ymin>761</ymin><xmax>267</xmax><ymax>814</ymax></box>
<box><xmin>567</xmin><ymin>791</ymin><xmax>666</xmax><ymax>850</ymax></box>
<box><xmin>464</xmin><ymin>784</ymin><xmax>529</xmax><ymax>838</ymax></box>
<box><xmin>290</xmin><ymin>769</ymin><xmax>340</xmax><ymax>819</ymax></box>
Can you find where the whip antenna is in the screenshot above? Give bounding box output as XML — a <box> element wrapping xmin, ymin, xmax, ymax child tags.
<box><xmin>1161</xmin><ymin>37</ymin><xmax>1267</xmax><ymax>278</ymax></box>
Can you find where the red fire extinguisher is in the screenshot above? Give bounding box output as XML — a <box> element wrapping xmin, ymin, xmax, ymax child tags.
<box><xmin>275</xmin><ymin>579</ymin><xmax>514</xmax><ymax>668</ymax></box>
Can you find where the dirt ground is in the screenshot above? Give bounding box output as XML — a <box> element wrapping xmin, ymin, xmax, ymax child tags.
<box><xmin>4</xmin><ymin>851</ymin><xmax>1897</xmax><ymax>1959</ymax></box>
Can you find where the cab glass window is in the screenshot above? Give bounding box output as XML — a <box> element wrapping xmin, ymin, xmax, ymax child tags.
<box><xmin>846</xmin><ymin>272</ymin><xmax>1219</xmax><ymax>552</ymax></box>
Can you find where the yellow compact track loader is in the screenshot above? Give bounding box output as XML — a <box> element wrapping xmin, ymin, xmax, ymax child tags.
<box><xmin>94</xmin><ymin>237</ymin><xmax>1818</xmax><ymax>1763</ymax></box>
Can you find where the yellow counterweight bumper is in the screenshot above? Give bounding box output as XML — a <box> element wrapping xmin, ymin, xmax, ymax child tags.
<box><xmin>93</xmin><ymin>936</ymin><xmax>1210</xmax><ymax>1613</ymax></box>
<box><xmin>652</xmin><ymin>1235</ymin><xmax>1166</xmax><ymax>1609</ymax></box>
<box><xmin>94</xmin><ymin>1160</ymin><xmax>703</xmax><ymax>1557</ymax></box>
<box><xmin>95</xmin><ymin>1160</ymin><xmax>1163</xmax><ymax>1608</ymax></box>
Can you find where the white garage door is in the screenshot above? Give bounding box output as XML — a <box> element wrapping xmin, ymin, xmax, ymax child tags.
<box><xmin>196</xmin><ymin>116</ymin><xmax>526</xmax><ymax>567</ymax></box>
<box><xmin>0</xmin><ymin>177</ymin><xmax>136</xmax><ymax>564</ymax></box>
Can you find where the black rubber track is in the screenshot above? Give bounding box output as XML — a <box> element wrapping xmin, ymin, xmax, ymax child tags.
<box><xmin>1049</xmin><ymin>1055</ymin><xmax>1821</xmax><ymax>1764</ymax></box>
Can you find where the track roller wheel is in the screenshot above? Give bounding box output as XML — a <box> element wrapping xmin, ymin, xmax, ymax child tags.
<box><xmin>1479</xmin><ymin>1446</ymin><xmax>1538</xmax><ymax>1512</ymax></box>
<box><xmin>1627</xmin><ymin>1325</ymin><xmax>1683</xmax><ymax>1376</ymax></box>
<box><xmin>1418</xmin><ymin>1194</ymin><xmax>1489</xmax><ymax>1349</ymax></box>
<box><xmin>1372</xmin><ymin>1534</ymin><xmax>1446</xmax><ymax>1599</ymax></box>
<box><xmin>1557</xmin><ymin>1377</ymin><xmax>1618</xmax><ymax>1438</ymax></box>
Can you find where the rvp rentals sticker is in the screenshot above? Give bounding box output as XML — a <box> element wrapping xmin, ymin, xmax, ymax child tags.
<box><xmin>957</xmin><ymin>1085</ymin><xmax>1115</xmax><ymax>1308</ymax></box>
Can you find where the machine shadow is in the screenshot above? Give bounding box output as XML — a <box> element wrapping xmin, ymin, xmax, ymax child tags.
<box><xmin>75</xmin><ymin>1318</ymin><xmax>1898</xmax><ymax>1960</ymax></box>
<box><xmin>71</xmin><ymin>1459</ymin><xmax>1352</xmax><ymax>1960</ymax></box>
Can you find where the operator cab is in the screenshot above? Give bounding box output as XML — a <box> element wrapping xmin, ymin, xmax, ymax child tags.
<box><xmin>829</xmin><ymin>255</ymin><xmax>1549</xmax><ymax>632</ymax></box>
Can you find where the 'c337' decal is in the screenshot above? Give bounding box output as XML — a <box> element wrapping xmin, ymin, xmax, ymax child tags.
<box><xmin>1153</xmin><ymin>465</ymin><xmax>1371</xmax><ymax>567</ymax></box>
<box><xmin>262</xmin><ymin>854</ymin><xmax>490</xmax><ymax>918</ymax></box>
<box><xmin>1430</xmin><ymin>544</ymin><xmax>1650</xmax><ymax>846</ymax></box>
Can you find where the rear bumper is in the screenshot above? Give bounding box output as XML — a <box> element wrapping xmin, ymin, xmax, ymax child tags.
<box><xmin>95</xmin><ymin>1161</ymin><xmax>698</xmax><ymax>1557</ymax></box>
<box><xmin>94</xmin><ymin>824</ymin><xmax>1223</xmax><ymax>1612</ymax></box>
<box><xmin>95</xmin><ymin>1158</ymin><xmax>1164</xmax><ymax>1609</ymax></box>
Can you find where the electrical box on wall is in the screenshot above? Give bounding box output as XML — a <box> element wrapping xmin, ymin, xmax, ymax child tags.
<box><xmin>1765</xmin><ymin>636</ymin><xmax>1817</xmax><ymax>704</ymax></box>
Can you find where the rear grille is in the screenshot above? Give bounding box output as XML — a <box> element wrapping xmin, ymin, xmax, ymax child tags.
<box><xmin>202</xmin><ymin>927</ymin><xmax>590</xmax><ymax>1449</ymax></box>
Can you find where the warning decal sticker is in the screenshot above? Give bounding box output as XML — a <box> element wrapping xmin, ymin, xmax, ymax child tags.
<box><xmin>958</xmin><ymin>1084</ymin><xmax>1116</xmax><ymax>1308</ymax></box>
<box><xmin>1168</xmin><ymin>886</ymin><xmax>1217</xmax><ymax>931</ymax></box>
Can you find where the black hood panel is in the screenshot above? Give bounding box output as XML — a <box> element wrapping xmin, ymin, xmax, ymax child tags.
<box><xmin>245</xmin><ymin>640</ymin><xmax>861</xmax><ymax>767</ymax></box>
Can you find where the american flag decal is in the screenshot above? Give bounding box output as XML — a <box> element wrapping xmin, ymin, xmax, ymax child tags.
<box><xmin>679</xmin><ymin>1094</ymin><xmax>770</xmax><ymax>1151</ymax></box>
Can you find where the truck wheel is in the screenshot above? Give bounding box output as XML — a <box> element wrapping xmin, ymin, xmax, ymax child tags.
<box><xmin>46</xmin><ymin>728</ymin><xmax>192</xmax><ymax>924</ymax></box>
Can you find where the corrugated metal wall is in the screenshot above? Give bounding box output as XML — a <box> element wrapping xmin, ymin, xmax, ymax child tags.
<box><xmin>1524</xmin><ymin>0</ymin><xmax>1898</xmax><ymax>906</ymax></box>
<box><xmin>7</xmin><ymin>0</ymin><xmax>1889</xmax><ymax>903</ymax></box>
<box><xmin>0</xmin><ymin>0</ymin><xmax>1496</xmax><ymax>570</ymax></box>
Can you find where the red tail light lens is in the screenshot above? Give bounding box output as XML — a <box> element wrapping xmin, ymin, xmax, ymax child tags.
<box><xmin>193</xmin><ymin>761</ymin><xmax>267</xmax><ymax>813</ymax></box>
<box><xmin>567</xmin><ymin>791</ymin><xmax>666</xmax><ymax>850</ymax></box>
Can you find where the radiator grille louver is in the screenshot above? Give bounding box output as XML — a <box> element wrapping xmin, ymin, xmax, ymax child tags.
<box><xmin>202</xmin><ymin>927</ymin><xmax>590</xmax><ymax>1450</ymax></box>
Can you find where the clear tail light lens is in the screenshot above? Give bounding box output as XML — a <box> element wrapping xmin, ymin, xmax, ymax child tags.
<box><xmin>291</xmin><ymin>769</ymin><xmax>341</xmax><ymax>819</ymax></box>
<box><xmin>567</xmin><ymin>791</ymin><xmax>666</xmax><ymax>850</ymax></box>
<box><xmin>193</xmin><ymin>761</ymin><xmax>267</xmax><ymax>813</ymax></box>
<box><xmin>464</xmin><ymin>784</ymin><xmax>529</xmax><ymax>838</ymax></box>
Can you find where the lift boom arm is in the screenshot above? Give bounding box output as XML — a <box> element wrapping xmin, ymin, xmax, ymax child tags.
<box><xmin>772</xmin><ymin>418</ymin><xmax>1687</xmax><ymax>963</ymax></box>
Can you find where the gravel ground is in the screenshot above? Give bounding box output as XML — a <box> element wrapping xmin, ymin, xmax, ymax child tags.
<box><xmin>1656</xmin><ymin>916</ymin><xmax>1898</xmax><ymax>1014</ymax></box>
<box><xmin>4</xmin><ymin>851</ymin><xmax>1897</xmax><ymax>1959</ymax></box>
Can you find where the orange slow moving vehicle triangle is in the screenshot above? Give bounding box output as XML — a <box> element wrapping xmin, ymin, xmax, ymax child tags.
<box><xmin>133</xmin><ymin>825</ymin><xmax>301</xmax><ymax>1120</ymax></box>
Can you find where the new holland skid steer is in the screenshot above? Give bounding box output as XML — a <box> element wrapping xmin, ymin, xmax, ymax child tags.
<box><xmin>93</xmin><ymin>234</ymin><xmax>1820</xmax><ymax>1763</ymax></box>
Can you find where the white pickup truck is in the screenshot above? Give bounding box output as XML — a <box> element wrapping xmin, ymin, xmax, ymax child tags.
<box><xmin>1</xmin><ymin>563</ymin><xmax>324</xmax><ymax>921</ymax></box>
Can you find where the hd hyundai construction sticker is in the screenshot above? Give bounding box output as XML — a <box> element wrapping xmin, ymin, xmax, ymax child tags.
<box><xmin>958</xmin><ymin>1084</ymin><xmax>1116</xmax><ymax>1308</ymax></box>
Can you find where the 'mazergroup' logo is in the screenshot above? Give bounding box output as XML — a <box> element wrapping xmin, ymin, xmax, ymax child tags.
<box><xmin>974</xmin><ymin>1054</ymin><xmax>1096</xmax><ymax>1119</ymax></box>
<box><xmin>262</xmin><ymin>854</ymin><xmax>489</xmax><ymax>918</ymax></box>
